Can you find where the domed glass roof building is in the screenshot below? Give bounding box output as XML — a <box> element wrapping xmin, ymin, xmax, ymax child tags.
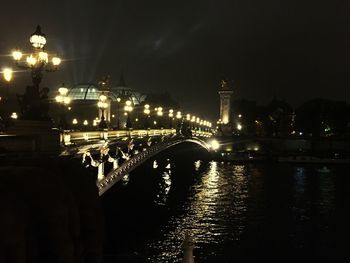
<box><xmin>67</xmin><ymin>73</ymin><xmax>146</xmax><ymax>105</ymax></box>
<box><xmin>55</xmin><ymin>73</ymin><xmax>146</xmax><ymax>129</ymax></box>
<box><xmin>67</xmin><ymin>84</ymin><xmax>100</xmax><ymax>101</ymax></box>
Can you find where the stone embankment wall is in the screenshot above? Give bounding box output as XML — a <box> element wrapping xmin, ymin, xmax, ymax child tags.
<box><xmin>0</xmin><ymin>157</ymin><xmax>104</xmax><ymax>263</ymax></box>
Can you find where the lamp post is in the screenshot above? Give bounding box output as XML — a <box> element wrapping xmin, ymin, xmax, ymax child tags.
<box><xmin>116</xmin><ymin>97</ymin><xmax>121</xmax><ymax>130</ymax></box>
<box><xmin>156</xmin><ymin>107</ymin><xmax>163</xmax><ymax>128</ymax></box>
<box><xmin>98</xmin><ymin>94</ymin><xmax>108</xmax><ymax>129</ymax></box>
<box><xmin>2</xmin><ymin>68</ymin><xmax>13</xmax><ymax>100</ymax></box>
<box><xmin>124</xmin><ymin>100</ymin><xmax>133</xmax><ymax>129</ymax></box>
<box><xmin>55</xmin><ymin>84</ymin><xmax>71</xmax><ymax>130</ymax></box>
<box><xmin>168</xmin><ymin>109</ymin><xmax>174</xmax><ymax>128</ymax></box>
<box><xmin>143</xmin><ymin>104</ymin><xmax>150</xmax><ymax>129</ymax></box>
<box><xmin>0</xmin><ymin>68</ymin><xmax>13</xmax><ymax>124</ymax></box>
<box><xmin>176</xmin><ymin>111</ymin><xmax>182</xmax><ymax>132</ymax></box>
<box><xmin>11</xmin><ymin>25</ymin><xmax>61</xmax><ymax>120</ymax></box>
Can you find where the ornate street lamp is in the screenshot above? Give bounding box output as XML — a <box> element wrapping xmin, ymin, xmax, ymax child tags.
<box><xmin>2</xmin><ymin>68</ymin><xmax>13</xmax><ymax>100</ymax></box>
<box><xmin>55</xmin><ymin>84</ymin><xmax>71</xmax><ymax>130</ymax></box>
<box><xmin>124</xmin><ymin>100</ymin><xmax>133</xmax><ymax>129</ymax></box>
<box><xmin>176</xmin><ymin>111</ymin><xmax>182</xmax><ymax>131</ymax></box>
<box><xmin>143</xmin><ymin>104</ymin><xmax>150</xmax><ymax>115</ymax></box>
<box><xmin>0</xmin><ymin>68</ymin><xmax>13</xmax><ymax>121</ymax></box>
<box><xmin>11</xmin><ymin>25</ymin><xmax>61</xmax><ymax>120</ymax></box>
<box><xmin>143</xmin><ymin>104</ymin><xmax>150</xmax><ymax>129</ymax></box>
<box><xmin>156</xmin><ymin>107</ymin><xmax>163</xmax><ymax>128</ymax></box>
<box><xmin>2</xmin><ymin>68</ymin><xmax>13</xmax><ymax>82</ymax></box>
<box><xmin>176</xmin><ymin>111</ymin><xmax>182</xmax><ymax>119</ymax></box>
<box><xmin>98</xmin><ymin>94</ymin><xmax>108</xmax><ymax>129</ymax></box>
<box><xmin>116</xmin><ymin>97</ymin><xmax>121</xmax><ymax>130</ymax></box>
<box><xmin>168</xmin><ymin>109</ymin><xmax>174</xmax><ymax>128</ymax></box>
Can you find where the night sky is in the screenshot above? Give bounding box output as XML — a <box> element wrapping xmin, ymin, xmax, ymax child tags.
<box><xmin>0</xmin><ymin>0</ymin><xmax>349</xmax><ymax>119</ymax></box>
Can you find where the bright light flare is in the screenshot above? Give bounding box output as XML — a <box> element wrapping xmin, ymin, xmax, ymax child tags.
<box><xmin>98</xmin><ymin>101</ymin><xmax>108</xmax><ymax>109</ymax></box>
<box><xmin>38</xmin><ymin>51</ymin><xmax>48</xmax><ymax>63</ymax></box>
<box><xmin>176</xmin><ymin>111</ymin><xmax>182</xmax><ymax>119</ymax></box>
<box><xmin>55</xmin><ymin>95</ymin><xmax>63</xmax><ymax>103</ymax></box>
<box><xmin>30</xmin><ymin>34</ymin><xmax>46</xmax><ymax>48</ymax></box>
<box><xmin>210</xmin><ymin>139</ymin><xmax>220</xmax><ymax>150</ymax></box>
<box><xmin>63</xmin><ymin>97</ymin><xmax>71</xmax><ymax>105</ymax></box>
<box><xmin>58</xmin><ymin>87</ymin><xmax>68</xmax><ymax>96</ymax></box>
<box><xmin>168</xmin><ymin>109</ymin><xmax>174</xmax><ymax>117</ymax></box>
<box><xmin>99</xmin><ymin>94</ymin><xmax>107</xmax><ymax>102</ymax></box>
<box><xmin>2</xmin><ymin>68</ymin><xmax>13</xmax><ymax>82</ymax></box>
<box><xmin>52</xmin><ymin>57</ymin><xmax>61</xmax><ymax>66</ymax></box>
<box><xmin>12</xmin><ymin>50</ymin><xmax>22</xmax><ymax>61</ymax></box>
<box><xmin>11</xmin><ymin>112</ymin><xmax>18</xmax><ymax>119</ymax></box>
<box><xmin>26</xmin><ymin>55</ymin><xmax>37</xmax><ymax>66</ymax></box>
<box><xmin>157</xmin><ymin>107</ymin><xmax>163</xmax><ymax>116</ymax></box>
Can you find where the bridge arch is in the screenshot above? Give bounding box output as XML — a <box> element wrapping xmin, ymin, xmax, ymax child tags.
<box><xmin>97</xmin><ymin>137</ymin><xmax>210</xmax><ymax>195</ymax></box>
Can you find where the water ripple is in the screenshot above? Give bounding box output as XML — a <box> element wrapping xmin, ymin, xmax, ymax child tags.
<box><xmin>148</xmin><ymin>161</ymin><xmax>249</xmax><ymax>261</ymax></box>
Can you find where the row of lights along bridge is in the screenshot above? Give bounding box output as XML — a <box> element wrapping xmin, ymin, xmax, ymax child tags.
<box><xmin>0</xmin><ymin>26</ymin><xmax>212</xmax><ymax>132</ymax></box>
<box><xmin>55</xmin><ymin>84</ymin><xmax>213</xmax><ymax>132</ymax></box>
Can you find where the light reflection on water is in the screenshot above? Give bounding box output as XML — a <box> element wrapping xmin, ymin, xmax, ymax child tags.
<box><xmin>103</xmin><ymin>161</ymin><xmax>347</xmax><ymax>262</ymax></box>
<box><xmin>155</xmin><ymin>171</ymin><xmax>172</xmax><ymax>205</ymax></box>
<box><xmin>148</xmin><ymin>161</ymin><xmax>248</xmax><ymax>261</ymax></box>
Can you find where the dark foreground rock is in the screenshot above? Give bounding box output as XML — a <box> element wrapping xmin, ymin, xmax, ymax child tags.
<box><xmin>0</xmin><ymin>157</ymin><xmax>104</xmax><ymax>263</ymax></box>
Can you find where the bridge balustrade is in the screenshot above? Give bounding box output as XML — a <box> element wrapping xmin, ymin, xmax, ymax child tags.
<box><xmin>62</xmin><ymin>129</ymin><xmax>177</xmax><ymax>145</ymax></box>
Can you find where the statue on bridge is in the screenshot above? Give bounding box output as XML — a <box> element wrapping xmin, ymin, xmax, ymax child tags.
<box><xmin>82</xmin><ymin>144</ymin><xmax>121</xmax><ymax>181</ymax></box>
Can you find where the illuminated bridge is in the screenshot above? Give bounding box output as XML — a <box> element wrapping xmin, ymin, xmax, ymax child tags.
<box><xmin>60</xmin><ymin>129</ymin><xmax>213</xmax><ymax>195</ymax></box>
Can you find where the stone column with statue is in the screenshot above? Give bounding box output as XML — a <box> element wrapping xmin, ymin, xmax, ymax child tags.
<box><xmin>218</xmin><ymin>79</ymin><xmax>234</xmax><ymax>136</ymax></box>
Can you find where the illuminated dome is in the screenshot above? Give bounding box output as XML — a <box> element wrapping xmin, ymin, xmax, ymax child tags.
<box><xmin>67</xmin><ymin>80</ymin><xmax>146</xmax><ymax>105</ymax></box>
<box><xmin>50</xmin><ymin>74</ymin><xmax>147</xmax><ymax>129</ymax></box>
<box><xmin>67</xmin><ymin>83</ymin><xmax>100</xmax><ymax>100</ymax></box>
<box><xmin>110</xmin><ymin>85</ymin><xmax>146</xmax><ymax>105</ymax></box>
<box><xmin>110</xmin><ymin>72</ymin><xmax>146</xmax><ymax>105</ymax></box>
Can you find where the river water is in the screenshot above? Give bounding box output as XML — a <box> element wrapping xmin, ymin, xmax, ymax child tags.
<box><xmin>101</xmin><ymin>152</ymin><xmax>350</xmax><ymax>262</ymax></box>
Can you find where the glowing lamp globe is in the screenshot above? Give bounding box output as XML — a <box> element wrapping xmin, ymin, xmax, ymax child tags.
<box><xmin>63</xmin><ymin>97</ymin><xmax>71</xmax><ymax>105</ymax></box>
<box><xmin>26</xmin><ymin>55</ymin><xmax>37</xmax><ymax>66</ymax></box>
<box><xmin>58</xmin><ymin>87</ymin><xmax>69</xmax><ymax>96</ymax></box>
<box><xmin>52</xmin><ymin>57</ymin><xmax>61</xmax><ymax>66</ymax></box>
<box><xmin>55</xmin><ymin>95</ymin><xmax>63</xmax><ymax>103</ymax></box>
<box><xmin>99</xmin><ymin>94</ymin><xmax>107</xmax><ymax>102</ymax></box>
<box><xmin>12</xmin><ymin>50</ymin><xmax>23</xmax><ymax>61</ymax></box>
<box><xmin>176</xmin><ymin>111</ymin><xmax>182</xmax><ymax>119</ymax></box>
<box><xmin>38</xmin><ymin>51</ymin><xmax>48</xmax><ymax>63</ymax></box>
<box><xmin>30</xmin><ymin>25</ymin><xmax>46</xmax><ymax>49</ymax></box>
<box><xmin>3</xmin><ymin>68</ymin><xmax>13</xmax><ymax>82</ymax></box>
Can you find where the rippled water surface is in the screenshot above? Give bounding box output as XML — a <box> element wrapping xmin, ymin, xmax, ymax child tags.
<box><xmin>102</xmin><ymin>158</ymin><xmax>350</xmax><ymax>262</ymax></box>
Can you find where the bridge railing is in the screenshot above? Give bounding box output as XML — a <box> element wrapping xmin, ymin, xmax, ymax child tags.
<box><xmin>61</xmin><ymin>129</ymin><xmax>212</xmax><ymax>146</ymax></box>
<box><xmin>62</xmin><ymin>129</ymin><xmax>177</xmax><ymax>145</ymax></box>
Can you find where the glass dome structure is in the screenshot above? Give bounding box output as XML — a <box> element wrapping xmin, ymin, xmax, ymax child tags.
<box><xmin>67</xmin><ymin>84</ymin><xmax>100</xmax><ymax>100</ymax></box>
<box><xmin>67</xmin><ymin>83</ymin><xmax>146</xmax><ymax>105</ymax></box>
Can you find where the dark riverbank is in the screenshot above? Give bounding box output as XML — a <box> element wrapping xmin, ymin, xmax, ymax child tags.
<box><xmin>0</xmin><ymin>157</ymin><xmax>104</xmax><ymax>263</ymax></box>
